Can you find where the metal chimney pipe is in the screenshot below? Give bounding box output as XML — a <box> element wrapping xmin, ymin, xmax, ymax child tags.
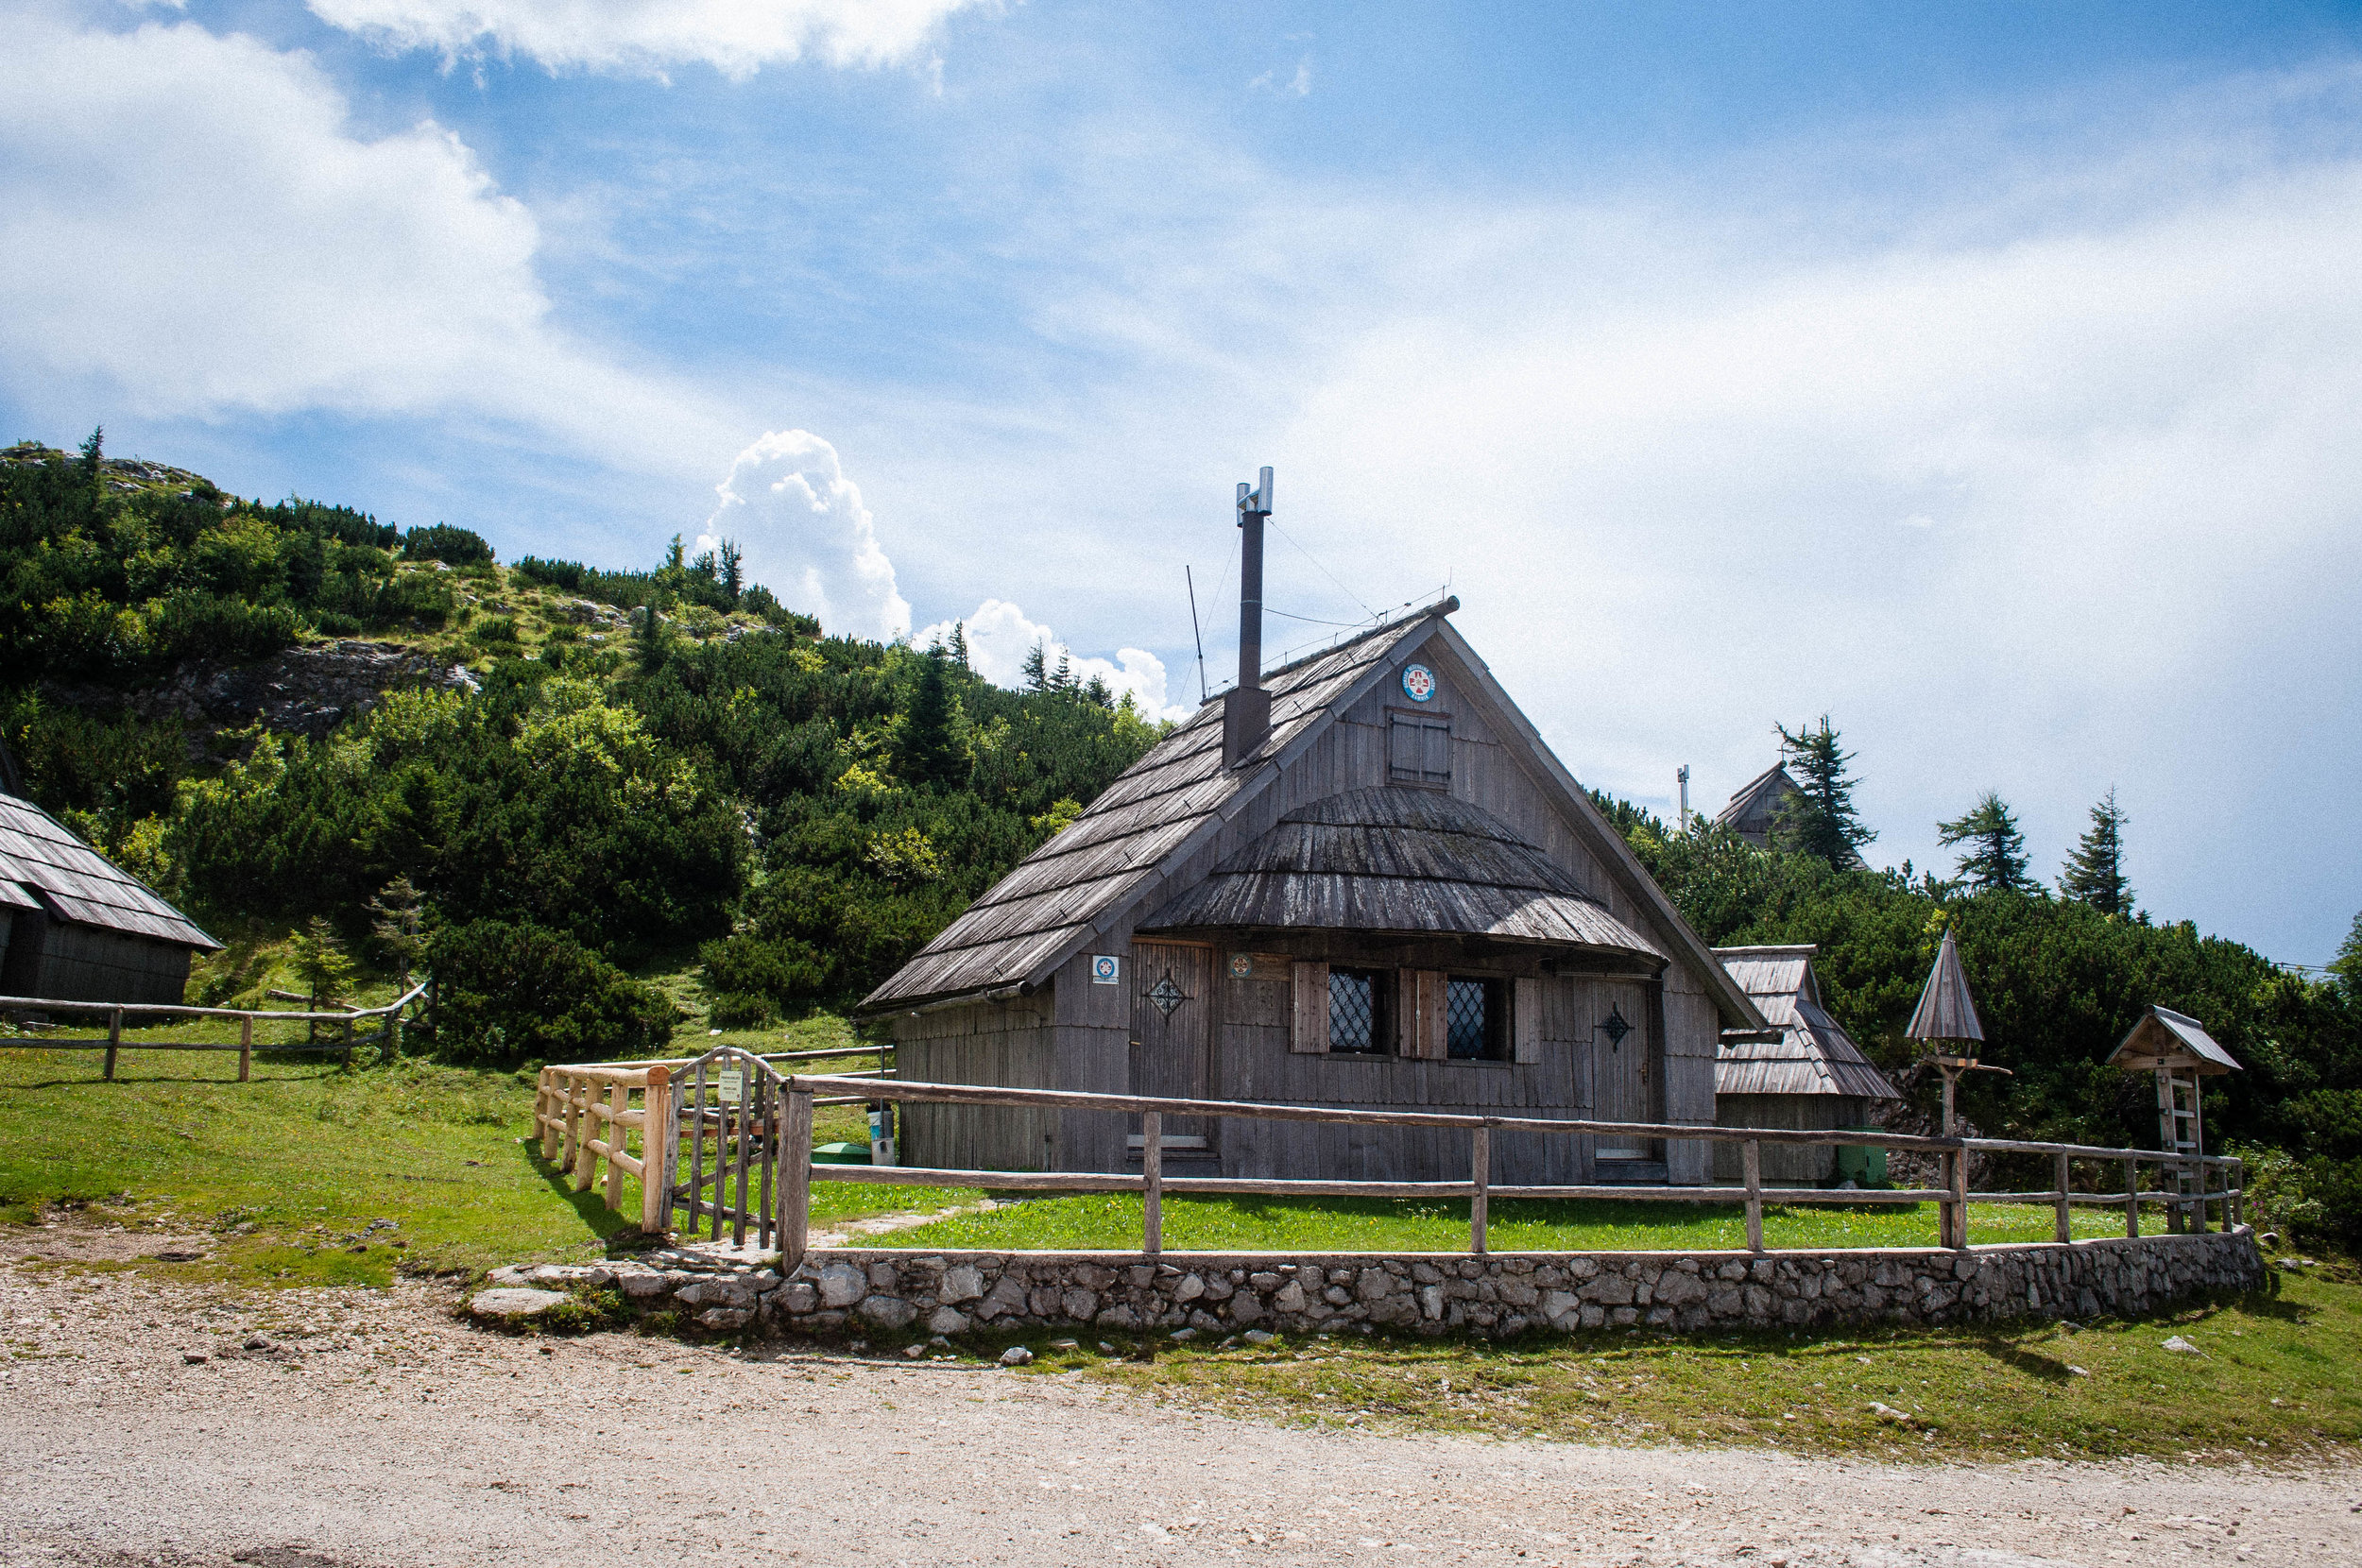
<box><xmin>1223</xmin><ymin>467</ymin><xmax>1275</xmax><ymax>767</ymax></box>
<box><xmin>1677</xmin><ymin>765</ymin><xmax>1690</xmax><ymax>834</ymax></box>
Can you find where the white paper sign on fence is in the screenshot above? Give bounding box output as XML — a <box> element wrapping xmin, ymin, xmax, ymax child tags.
<box><xmin>716</xmin><ymin>1068</ymin><xmax>745</xmax><ymax>1105</ymax></box>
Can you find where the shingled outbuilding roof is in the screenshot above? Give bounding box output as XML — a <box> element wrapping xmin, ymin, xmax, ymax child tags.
<box><xmin>0</xmin><ymin>792</ymin><xmax>220</xmax><ymax>951</ymax></box>
<box><xmin>1715</xmin><ymin>945</ymin><xmax>1900</xmax><ymax>1100</ymax></box>
<box><xmin>864</xmin><ymin>600</ymin><xmax>1767</xmax><ymax>1028</ymax></box>
<box><xmin>1148</xmin><ymin>786</ymin><xmax>1666</xmax><ymax>961</ymax></box>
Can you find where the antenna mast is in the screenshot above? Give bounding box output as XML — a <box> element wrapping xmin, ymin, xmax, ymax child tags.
<box><xmin>1185</xmin><ymin>565</ymin><xmax>1208</xmax><ymax>704</ymax></box>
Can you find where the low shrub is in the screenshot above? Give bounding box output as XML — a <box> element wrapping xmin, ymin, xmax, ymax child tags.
<box><xmin>427</xmin><ymin>919</ymin><xmax>676</xmax><ymax>1067</ymax></box>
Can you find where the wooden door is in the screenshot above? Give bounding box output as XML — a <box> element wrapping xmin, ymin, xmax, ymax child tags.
<box><xmin>1591</xmin><ymin>980</ymin><xmax>1654</xmax><ymax>1158</ymax></box>
<box><xmin>1130</xmin><ymin>941</ymin><xmax>1214</xmax><ymax>1150</ymax></box>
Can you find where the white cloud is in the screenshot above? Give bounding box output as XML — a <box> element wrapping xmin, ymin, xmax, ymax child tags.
<box><xmin>308</xmin><ymin>0</ymin><xmax>985</xmax><ymax>78</ymax></box>
<box><xmin>915</xmin><ymin>598</ymin><xmax>1189</xmax><ymax>720</ymax></box>
<box><xmin>1247</xmin><ymin>57</ymin><xmax>1312</xmax><ymax>98</ymax></box>
<box><xmin>0</xmin><ymin>12</ymin><xmax>735</xmax><ymax>475</ymax></box>
<box><xmin>700</xmin><ymin>430</ymin><xmax>912</xmax><ymax>642</ymax></box>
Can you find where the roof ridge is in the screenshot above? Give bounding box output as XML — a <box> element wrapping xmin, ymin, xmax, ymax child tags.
<box><xmin>1248</xmin><ymin>595</ymin><xmax>1459</xmax><ymax>690</ymax></box>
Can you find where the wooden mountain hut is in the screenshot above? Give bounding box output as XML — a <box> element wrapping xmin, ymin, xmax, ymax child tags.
<box><xmin>1714</xmin><ymin>764</ymin><xmax>1801</xmax><ymax>849</ymax></box>
<box><xmin>0</xmin><ymin>788</ymin><xmax>222</xmax><ymax>1006</ymax></box>
<box><xmin>861</xmin><ymin>485</ymin><xmax>1768</xmax><ymax>1185</ymax></box>
<box><xmin>1709</xmin><ymin>946</ymin><xmax>1902</xmax><ymax>1184</ymax></box>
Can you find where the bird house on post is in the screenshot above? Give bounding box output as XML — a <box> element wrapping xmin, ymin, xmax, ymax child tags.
<box><xmin>2107</xmin><ymin>1006</ymin><xmax>2241</xmax><ymax>1236</ymax></box>
<box><xmin>1905</xmin><ymin>928</ymin><xmax>2009</xmax><ymax>1250</ymax></box>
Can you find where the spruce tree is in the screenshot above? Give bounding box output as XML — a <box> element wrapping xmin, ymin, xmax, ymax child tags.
<box><xmin>898</xmin><ymin>648</ymin><xmax>962</xmax><ymax>788</ymax></box>
<box><xmin>947</xmin><ymin>622</ymin><xmax>970</xmax><ymax>670</ymax></box>
<box><xmin>2331</xmin><ymin>911</ymin><xmax>2362</xmax><ymax>997</ymax></box>
<box><xmin>720</xmin><ymin>538</ymin><xmax>744</xmax><ymax>605</ymax></box>
<box><xmin>2058</xmin><ymin>787</ymin><xmax>2132</xmax><ymax>914</ymax></box>
<box><xmin>1771</xmin><ymin>714</ymin><xmax>1874</xmax><ymax>866</ymax></box>
<box><xmin>1021</xmin><ymin>640</ymin><xmax>1049</xmax><ymax>693</ymax></box>
<box><xmin>1938</xmin><ymin>790</ymin><xmax>2030</xmax><ymax>892</ymax></box>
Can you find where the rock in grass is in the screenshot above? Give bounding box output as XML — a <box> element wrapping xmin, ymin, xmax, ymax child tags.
<box><xmin>2162</xmin><ymin>1335</ymin><xmax>2203</xmax><ymax>1355</ymax></box>
<box><xmin>1000</xmin><ymin>1346</ymin><xmax>1034</xmax><ymax>1366</ymax></box>
<box><xmin>469</xmin><ymin>1287</ymin><xmax>570</xmax><ymax>1321</ymax></box>
<box><xmin>1243</xmin><ymin>1330</ymin><xmax>1277</xmax><ymax>1345</ymax></box>
<box><xmin>1869</xmin><ymin>1402</ymin><xmax>1916</xmax><ymax>1425</ymax></box>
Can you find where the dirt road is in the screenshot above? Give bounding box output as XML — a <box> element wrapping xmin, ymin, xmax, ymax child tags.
<box><xmin>2</xmin><ymin>1262</ymin><xmax>2354</xmax><ymax>1568</ymax></box>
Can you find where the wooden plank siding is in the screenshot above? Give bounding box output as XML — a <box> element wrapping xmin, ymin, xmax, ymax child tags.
<box><xmin>893</xmin><ymin>994</ymin><xmax>1057</xmax><ymax>1171</ymax></box>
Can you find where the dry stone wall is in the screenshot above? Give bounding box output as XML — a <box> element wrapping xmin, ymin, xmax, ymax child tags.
<box><xmin>484</xmin><ymin>1229</ymin><xmax>2263</xmax><ymax>1338</ymax></box>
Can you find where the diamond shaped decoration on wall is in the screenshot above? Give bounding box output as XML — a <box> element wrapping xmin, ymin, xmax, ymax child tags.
<box><xmin>1599</xmin><ymin>1004</ymin><xmax>1632</xmax><ymax>1048</ymax></box>
<box><xmin>1146</xmin><ymin>974</ymin><xmax>1188</xmax><ymax>1018</ymax></box>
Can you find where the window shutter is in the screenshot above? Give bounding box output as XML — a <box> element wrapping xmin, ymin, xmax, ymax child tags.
<box><xmin>1291</xmin><ymin>961</ymin><xmax>1330</xmax><ymax>1053</ymax></box>
<box><xmin>1397</xmin><ymin>969</ymin><xmax>1446</xmax><ymax>1059</ymax></box>
<box><xmin>1513</xmin><ymin>976</ymin><xmax>1541</xmax><ymax>1065</ymax></box>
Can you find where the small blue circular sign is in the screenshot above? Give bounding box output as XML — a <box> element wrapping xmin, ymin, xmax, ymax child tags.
<box><xmin>1401</xmin><ymin>663</ymin><xmax>1436</xmax><ymax>703</ymax></box>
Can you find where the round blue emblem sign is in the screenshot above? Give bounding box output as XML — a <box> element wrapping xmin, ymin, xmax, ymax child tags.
<box><xmin>1401</xmin><ymin>663</ymin><xmax>1436</xmax><ymax>703</ymax></box>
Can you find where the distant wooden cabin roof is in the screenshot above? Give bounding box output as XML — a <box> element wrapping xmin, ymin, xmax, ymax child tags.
<box><xmin>2108</xmin><ymin>1005</ymin><xmax>2241</xmax><ymax>1076</ymax></box>
<box><xmin>1715</xmin><ymin>764</ymin><xmax>1797</xmax><ymax>834</ymax></box>
<box><xmin>0</xmin><ymin>793</ymin><xmax>220</xmax><ymax>952</ymax></box>
<box><xmin>863</xmin><ymin>600</ymin><xmax>1765</xmax><ymax>1029</ymax></box>
<box><xmin>1714</xmin><ymin>944</ymin><xmax>1901</xmax><ymax>1100</ymax></box>
<box><xmin>1147</xmin><ymin>786</ymin><xmax>1667</xmax><ymax>961</ymax></box>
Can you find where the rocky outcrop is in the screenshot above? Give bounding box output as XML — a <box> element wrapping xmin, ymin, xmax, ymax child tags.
<box><xmin>490</xmin><ymin>1229</ymin><xmax>2266</xmax><ymax>1341</ymax></box>
<box><xmin>47</xmin><ymin>639</ymin><xmax>472</xmax><ymax>754</ymax></box>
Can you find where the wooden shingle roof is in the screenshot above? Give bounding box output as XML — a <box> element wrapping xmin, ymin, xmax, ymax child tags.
<box><xmin>863</xmin><ymin>606</ymin><xmax>1446</xmax><ymax>1010</ymax></box>
<box><xmin>1905</xmin><ymin>928</ymin><xmax>1983</xmax><ymax>1045</ymax></box>
<box><xmin>1146</xmin><ymin>786</ymin><xmax>1667</xmax><ymax>959</ymax></box>
<box><xmin>2108</xmin><ymin>1005</ymin><xmax>2241</xmax><ymax>1076</ymax></box>
<box><xmin>1714</xmin><ymin>944</ymin><xmax>1900</xmax><ymax>1100</ymax></box>
<box><xmin>0</xmin><ymin>792</ymin><xmax>220</xmax><ymax>951</ymax></box>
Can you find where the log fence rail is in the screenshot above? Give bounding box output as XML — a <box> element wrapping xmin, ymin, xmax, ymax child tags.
<box><xmin>1</xmin><ymin>983</ymin><xmax>429</xmax><ymax>1080</ymax></box>
<box><xmin>536</xmin><ymin>1053</ymin><xmax>2246</xmax><ymax>1273</ymax></box>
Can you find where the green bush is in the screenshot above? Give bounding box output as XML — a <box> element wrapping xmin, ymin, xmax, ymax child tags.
<box><xmin>400</xmin><ymin>524</ymin><xmax>494</xmax><ymax>566</ymax></box>
<box><xmin>427</xmin><ymin>919</ymin><xmax>676</xmax><ymax>1066</ymax></box>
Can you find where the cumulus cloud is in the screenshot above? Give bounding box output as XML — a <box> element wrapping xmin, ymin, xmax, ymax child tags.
<box><xmin>700</xmin><ymin>430</ymin><xmax>912</xmax><ymax>642</ymax></box>
<box><xmin>0</xmin><ymin>11</ymin><xmax>732</xmax><ymax>472</ymax></box>
<box><xmin>915</xmin><ymin>599</ymin><xmax>1190</xmax><ymax>721</ymax></box>
<box><xmin>308</xmin><ymin>0</ymin><xmax>985</xmax><ymax>78</ymax></box>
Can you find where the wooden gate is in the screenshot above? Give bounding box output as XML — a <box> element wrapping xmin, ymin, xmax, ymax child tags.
<box><xmin>658</xmin><ymin>1047</ymin><xmax>808</xmax><ymax>1251</ymax></box>
<box><xmin>1130</xmin><ymin>941</ymin><xmax>1214</xmax><ymax>1151</ymax></box>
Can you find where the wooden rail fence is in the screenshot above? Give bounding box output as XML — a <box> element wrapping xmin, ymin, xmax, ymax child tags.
<box><xmin>538</xmin><ymin>1051</ymin><xmax>2246</xmax><ymax>1272</ymax></box>
<box><xmin>1</xmin><ymin>983</ymin><xmax>429</xmax><ymax>1080</ymax></box>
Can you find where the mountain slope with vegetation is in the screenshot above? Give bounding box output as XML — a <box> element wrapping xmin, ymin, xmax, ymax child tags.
<box><xmin>1</xmin><ymin>435</ymin><xmax>1163</xmax><ymax>1059</ymax></box>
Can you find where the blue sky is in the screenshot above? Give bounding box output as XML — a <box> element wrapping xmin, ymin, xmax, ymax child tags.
<box><xmin>5</xmin><ymin>1</ymin><xmax>2360</xmax><ymax>966</ymax></box>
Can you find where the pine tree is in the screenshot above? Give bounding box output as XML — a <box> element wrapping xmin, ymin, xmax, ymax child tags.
<box><xmin>720</xmin><ymin>538</ymin><xmax>744</xmax><ymax>605</ymax></box>
<box><xmin>635</xmin><ymin>603</ymin><xmax>672</xmax><ymax>673</ymax></box>
<box><xmin>1938</xmin><ymin>790</ymin><xmax>2030</xmax><ymax>892</ymax></box>
<box><xmin>947</xmin><ymin>622</ymin><xmax>970</xmax><ymax>670</ymax></box>
<box><xmin>1021</xmin><ymin>640</ymin><xmax>1049</xmax><ymax>693</ymax></box>
<box><xmin>897</xmin><ymin>648</ymin><xmax>963</xmax><ymax>788</ymax></box>
<box><xmin>77</xmin><ymin>426</ymin><xmax>103</xmax><ymax>481</ymax></box>
<box><xmin>2331</xmin><ymin>911</ymin><xmax>2362</xmax><ymax>997</ymax></box>
<box><xmin>1771</xmin><ymin>715</ymin><xmax>1874</xmax><ymax>866</ymax></box>
<box><xmin>1051</xmin><ymin>650</ymin><xmax>1076</xmax><ymax>693</ymax></box>
<box><xmin>368</xmin><ymin>876</ymin><xmax>428</xmax><ymax>982</ymax></box>
<box><xmin>2058</xmin><ymin>787</ymin><xmax>2132</xmax><ymax>914</ymax></box>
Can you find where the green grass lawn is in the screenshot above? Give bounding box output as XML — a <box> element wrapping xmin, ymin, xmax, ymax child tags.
<box><xmin>878</xmin><ymin>1190</ymin><xmax>2139</xmax><ymax>1253</ymax></box>
<box><xmin>0</xmin><ymin>1017</ymin><xmax>963</xmax><ymax>1287</ymax></box>
<box><xmin>1053</xmin><ymin>1268</ymin><xmax>2361</xmax><ymax>1463</ymax></box>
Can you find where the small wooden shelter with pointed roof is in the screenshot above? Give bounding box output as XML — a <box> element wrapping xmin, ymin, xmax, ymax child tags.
<box><xmin>864</xmin><ymin>584</ymin><xmax>1769</xmax><ymax>1186</ymax></box>
<box><xmin>1709</xmin><ymin>945</ymin><xmax>1902</xmax><ymax>1184</ymax></box>
<box><xmin>2109</xmin><ymin>1005</ymin><xmax>2241</xmax><ymax>1233</ymax></box>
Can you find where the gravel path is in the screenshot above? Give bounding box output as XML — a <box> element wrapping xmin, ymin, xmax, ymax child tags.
<box><xmin>2</xmin><ymin>1260</ymin><xmax>2355</xmax><ymax>1568</ymax></box>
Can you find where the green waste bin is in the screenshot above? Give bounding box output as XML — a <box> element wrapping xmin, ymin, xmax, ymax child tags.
<box><xmin>1831</xmin><ymin>1130</ymin><xmax>1888</xmax><ymax>1188</ymax></box>
<box><xmin>811</xmin><ymin>1141</ymin><xmax>871</xmax><ymax>1166</ymax></box>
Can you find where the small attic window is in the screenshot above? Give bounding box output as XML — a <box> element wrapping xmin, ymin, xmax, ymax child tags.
<box><xmin>1388</xmin><ymin>710</ymin><xmax>1451</xmax><ymax>788</ymax></box>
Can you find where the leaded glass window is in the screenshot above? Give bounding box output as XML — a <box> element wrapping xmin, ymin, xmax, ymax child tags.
<box><xmin>1446</xmin><ymin>976</ymin><xmax>1507</xmax><ymax>1060</ymax></box>
<box><xmin>1328</xmin><ymin>967</ymin><xmax>1387</xmax><ymax>1053</ymax></box>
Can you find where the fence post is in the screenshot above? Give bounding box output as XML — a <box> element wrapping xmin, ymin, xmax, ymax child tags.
<box><xmin>1470</xmin><ymin>1125</ymin><xmax>1490</xmax><ymax>1256</ymax></box>
<box><xmin>104</xmin><ymin>1008</ymin><xmax>121</xmax><ymax>1081</ymax></box>
<box><xmin>1945</xmin><ymin>1144</ymin><xmax>1970</xmax><ymax>1250</ymax></box>
<box><xmin>538</xmin><ymin>1069</ymin><xmax>560</xmax><ymax>1161</ymax></box>
<box><xmin>779</xmin><ymin>1084</ymin><xmax>813</xmax><ymax>1274</ymax></box>
<box><xmin>1742</xmin><ymin>1139</ymin><xmax>1764</xmax><ymax>1253</ymax></box>
<box><xmin>2053</xmin><ymin>1150</ymin><xmax>2072</xmax><ymax>1245</ymax></box>
<box><xmin>2228</xmin><ymin>1158</ymin><xmax>2244</xmax><ymax>1230</ymax></box>
<box><xmin>572</xmin><ymin>1078</ymin><xmax>597</xmax><ymax>1193</ymax></box>
<box><xmin>237</xmin><ymin>1014</ymin><xmax>252</xmax><ymax>1082</ymax></box>
<box><xmin>1141</xmin><ymin>1110</ymin><xmax>1163</xmax><ymax>1256</ymax></box>
<box><xmin>605</xmin><ymin>1082</ymin><xmax>627</xmax><ymax>1213</ymax></box>
<box><xmin>641</xmin><ymin>1066</ymin><xmax>672</xmax><ymax>1235</ymax></box>
<box><xmin>2124</xmin><ymin>1156</ymin><xmax>2140</xmax><ymax>1239</ymax></box>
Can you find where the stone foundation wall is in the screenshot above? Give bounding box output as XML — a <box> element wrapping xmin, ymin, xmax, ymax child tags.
<box><xmin>488</xmin><ymin>1228</ymin><xmax>2264</xmax><ymax>1339</ymax></box>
